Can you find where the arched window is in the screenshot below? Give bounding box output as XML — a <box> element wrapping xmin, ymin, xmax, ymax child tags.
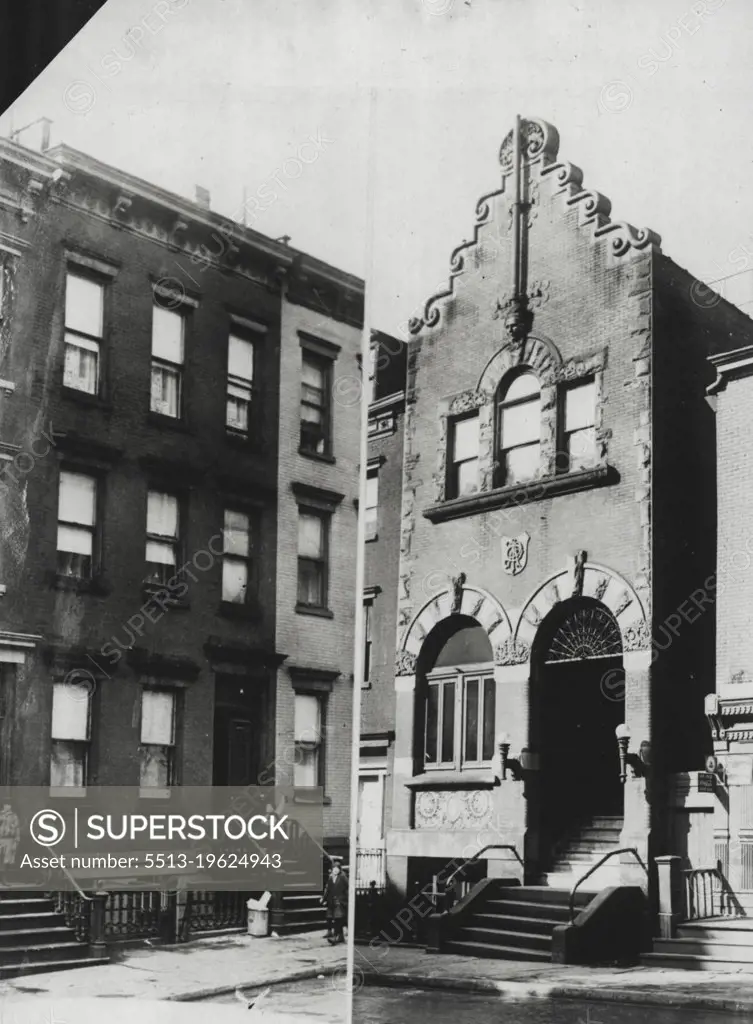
<box><xmin>423</xmin><ymin>624</ymin><xmax>495</xmax><ymax>770</ymax></box>
<box><xmin>497</xmin><ymin>371</ymin><xmax>541</xmax><ymax>486</ymax></box>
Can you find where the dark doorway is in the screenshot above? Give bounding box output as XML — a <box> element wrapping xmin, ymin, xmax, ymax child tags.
<box><xmin>533</xmin><ymin>599</ymin><xmax>625</xmax><ymax>849</ymax></box>
<box><xmin>213</xmin><ymin>676</ymin><xmax>263</xmax><ymax>786</ymax></box>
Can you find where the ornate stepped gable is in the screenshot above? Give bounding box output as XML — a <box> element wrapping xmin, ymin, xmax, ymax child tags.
<box><xmin>408</xmin><ymin>117</ymin><xmax>661</xmax><ymax>336</ymax></box>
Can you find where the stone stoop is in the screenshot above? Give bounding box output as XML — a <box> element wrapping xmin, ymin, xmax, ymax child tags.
<box><xmin>642</xmin><ymin>917</ymin><xmax>753</xmax><ymax>972</ymax></box>
<box><xmin>0</xmin><ymin>893</ymin><xmax>109</xmax><ymax>979</ymax></box>
<box><xmin>443</xmin><ymin>884</ymin><xmax>594</xmax><ymax>961</ymax></box>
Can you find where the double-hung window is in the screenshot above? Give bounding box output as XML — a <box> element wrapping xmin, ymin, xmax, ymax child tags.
<box><xmin>364</xmin><ymin>469</ymin><xmax>379</xmax><ymax>540</ymax></box>
<box><xmin>561</xmin><ymin>378</ymin><xmax>597</xmax><ymax>472</ymax></box>
<box><xmin>222</xmin><ymin>509</ymin><xmax>251</xmax><ymax>604</ymax></box>
<box><xmin>50</xmin><ymin>680</ymin><xmax>92</xmax><ymax>789</ymax></box>
<box><xmin>449</xmin><ymin>414</ymin><xmax>480</xmax><ymax>498</ymax></box>
<box><xmin>297</xmin><ymin>509</ymin><xmax>328</xmax><ymax>609</ymax></box>
<box><xmin>497</xmin><ymin>372</ymin><xmax>541</xmax><ymax>486</ymax></box>
<box><xmin>424</xmin><ymin>669</ymin><xmax>496</xmax><ymax>770</ymax></box>
<box><xmin>300</xmin><ymin>352</ymin><xmax>331</xmax><ymax>455</ymax></box>
<box><xmin>64</xmin><ymin>272</ymin><xmax>104</xmax><ymax>394</ymax></box>
<box><xmin>151</xmin><ymin>306</ymin><xmax>184</xmax><ymax>418</ymax></box>
<box><xmin>226</xmin><ymin>334</ymin><xmax>255</xmax><ymax>435</ymax></box>
<box><xmin>145</xmin><ymin>491</ymin><xmax>180</xmax><ymax>586</ymax></box>
<box><xmin>140</xmin><ymin>689</ymin><xmax>176</xmax><ymax>789</ymax></box>
<box><xmin>293</xmin><ymin>693</ymin><xmax>323</xmax><ymax>788</ymax></box>
<box><xmin>57</xmin><ymin>470</ymin><xmax>97</xmax><ymax>579</ymax></box>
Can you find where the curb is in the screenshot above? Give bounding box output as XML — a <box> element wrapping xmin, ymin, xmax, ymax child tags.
<box><xmin>361</xmin><ymin>971</ymin><xmax>753</xmax><ymax>1014</ymax></box>
<box><xmin>170</xmin><ymin>961</ymin><xmax>347</xmax><ymax>1003</ymax></box>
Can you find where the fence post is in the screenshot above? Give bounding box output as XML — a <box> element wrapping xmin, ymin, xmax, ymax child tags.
<box><xmin>655</xmin><ymin>856</ymin><xmax>682</xmax><ymax>938</ymax></box>
<box><xmin>160</xmin><ymin>890</ymin><xmax>178</xmax><ymax>943</ymax></box>
<box><xmin>89</xmin><ymin>891</ymin><xmax>108</xmax><ymax>959</ymax></box>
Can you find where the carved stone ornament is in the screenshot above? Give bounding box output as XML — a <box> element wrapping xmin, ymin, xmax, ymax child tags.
<box><xmin>572</xmin><ymin>550</ymin><xmax>587</xmax><ymax>598</ymax></box>
<box><xmin>494</xmin><ymin>639</ymin><xmax>531</xmax><ymax>666</ymax></box>
<box><xmin>395</xmin><ymin>649</ymin><xmax>417</xmax><ymax>676</ymax></box>
<box><xmin>415</xmin><ymin>789</ymin><xmax>493</xmax><ymax>830</ymax></box>
<box><xmin>451</xmin><ymin>572</ymin><xmax>467</xmax><ymax>614</ymax></box>
<box><xmin>501</xmin><ymin>533</ymin><xmax>530</xmax><ymax>576</ymax></box>
<box><xmin>623</xmin><ymin>620</ymin><xmax>651</xmax><ymax>652</ymax></box>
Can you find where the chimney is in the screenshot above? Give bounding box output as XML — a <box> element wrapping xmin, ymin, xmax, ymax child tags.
<box><xmin>194</xmin><ymin>185</ymin><xmax>210</xmax><ymax>210</ymax></box>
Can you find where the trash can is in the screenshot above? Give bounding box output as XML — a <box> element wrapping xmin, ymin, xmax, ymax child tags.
<box><xmin>247</xmin><ymin>893</ymin><xmax>271</xmax><ymax>937</ymax></box>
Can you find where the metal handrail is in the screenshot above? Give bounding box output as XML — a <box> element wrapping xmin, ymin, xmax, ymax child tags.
<box><xmin>443</xmin><ymin>843</ymin><xmax>524</xmax><ymax>894</ymax></box>
<box><xmin>61</xmin><ymin>864</ymin><xmax>94</xmax><ymax>901</ymax></box>
<box><xmin>568</xmin><ymin>847</ymin><xmax>647</xmax><ymax>922</ymax></box>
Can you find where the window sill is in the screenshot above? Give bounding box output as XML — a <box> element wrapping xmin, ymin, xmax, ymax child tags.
<box><xmin>365</xmin><ymin>533</ymin><xmax>378</xmax><ymax>544</ymax></box>
<box><xmin>405</xmin><ymin>769</ymin><xmax>498</xmax><ymax>790</ymax></box>
<box><xmin>292</xmin><ymin>790</ymin><xmax>332</xmax><ymax>806</ymax></box>
<box><xmin>299</xmin><ymin>447</ymin><xmax>336</xmax><ymax>465</ymax></box>
<box><xmin>424</xmin><ymin>464</ymin><xmax>614</xmax><ymax>523</ymax></box>
<box><xmin>295</xmin><ymin>603</ymin><xmax>334</xmax><ymax>619</ymax></box>
<box><xmin>147</xmin><ymin>411</ymin><xmax>192</xmax><ymax>433</ymax></box>
<box><xmin>61</xmin><ymin>387</ymin><xmax>111</xmax><ymax>411</ymax></box>
<box><xmin>219</xmin><ymin>600</ymin><xmax>261</xmax><ymax>621</ymax></box>
<box><xmin>225</xmin><ymin>429</ymin><xmax>262</xmax><ymax>453</ymax></box>
<box><xmin>141</xmin><ymin>582</ymin><xmax>190</xmax><ymax>610</ymax></box>
<box><xmin>52</xmin><ymin>573</ymin><xmax>110</xmax><ymax>596</ymax></box>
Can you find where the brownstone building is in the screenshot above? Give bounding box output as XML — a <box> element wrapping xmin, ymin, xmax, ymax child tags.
<box><xmin>0</xmin><ymin>128</ymin><xmax>362</xmax><ymax>957</ymax></box>
<box><xmin>367</xmin><ymin>117</ymin><xmax>753</xmax><ymax>960</ymax></box>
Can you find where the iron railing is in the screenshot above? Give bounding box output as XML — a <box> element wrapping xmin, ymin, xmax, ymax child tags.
<box><xmin>355</xmin><ymin>846</ymin><xmax>386</xmax><ymax>892</ymax></box>
<box><xmin>683</xmin><ymin>866</ymin><xmax>725</xmax><ymax>921</ymax></box>
<box><xmin>568</xmin><ymin>847</ymin><xmax>648</xmax><ymax>922</ymax></box>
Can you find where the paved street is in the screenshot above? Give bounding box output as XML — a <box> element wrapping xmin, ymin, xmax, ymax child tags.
<box><xmin>354</xmin><ymin>944</ymin><xmax>753</xmax><ymax>1015</ymax></box>
<box><xmin>353</xmin><ymin>988</ymin><xmax>741</xmax><ymax>1023</ymax></box>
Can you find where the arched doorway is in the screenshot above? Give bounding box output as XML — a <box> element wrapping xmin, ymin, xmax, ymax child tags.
<box><xmin>532</xmin><ymin>598</ymin><xmax>625</xmax><ymax>855</ymax></box>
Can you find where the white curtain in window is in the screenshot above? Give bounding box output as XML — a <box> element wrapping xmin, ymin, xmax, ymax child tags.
<box><xmin>222</xmin><ymin>559</ymin><xmax>248</xmax><ymax>602</ymax></box>
<box><xmin>140</xmin><ymin>690</ymin><xmax>175</xmax><ymax>745</ymax></box>
<box><xmin>58</xmin><ymin>471</ymin><xmax>96</xmax><ymax>525</ymax></box>
<box><xmin>64</xmin><ymin>334</ymin><xmax>99</xmax><ymax>393</ymax></box>
<box><xmin>50</xmin><ymin>742</ymin><xmax>85</xmax><ymax>788</ymax></box>
<box><xmin>298</xmin><ymin>513</ymin><xmax>323</xmax><ymax>559</ymax></box>
<box><xmin>51</xmin><ymin>683</ymin><xmax>90</xmax><ymax>740</ymax></box>
<box><xmin>224</xmin><ymin>510</ymin><xmax>249</xmax><ymax>556</ymax></box>
<box><xmin>152</xmin><ymin>307</ymin><xmax>184</xmax><ymax>363</ymax></box>
<box><xmin>228</xmin><ymin>336</ymin><xmax>254</xmax><ymax>382</ymax></box>
<box><xmin>65</xmin><ymin>273</ymin><xmax>103</xmax><ymax>337</ymax></box>
<box><xmin>57</xmin><ymin>524</ymin><xmax>93</xmax><ymax>555</ymax></box>
<box><xmin>365</xmin><ymin>473</ymin><xmax>379</xmax><ymax>511</ymax></box>
<box><xmin>294</xmin><ymin>694</ymin><xmax>321</xmax><ymax>744</ymax></box>
<box><xmin>147</xmin><ymin>492</ymin><xmax>179</xmax><ymax>538</ymax></box>
<box><xmin>151</xmin><ymin>364</ymin><xmax>181</xmax><ymax>417</ymax></box>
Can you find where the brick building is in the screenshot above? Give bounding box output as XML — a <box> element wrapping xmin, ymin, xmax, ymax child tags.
<box><xmin>0</xmin><ymin>131</ymin><xmax>362</xmax><ymax>893</ymax></box>
<box><xmin>369</xmin><ymin>117</ymin><xmax>753</xmax><ymax>952</ymax></box>
<box><xmin>705</xmin><ymin>343</ymin><xmax>753</xmax><ymax>913</ymax></box>
<box><xmin>356</xmin><ymin>330</ymin><xmax>406</xmax><ymax>890</ymax></box>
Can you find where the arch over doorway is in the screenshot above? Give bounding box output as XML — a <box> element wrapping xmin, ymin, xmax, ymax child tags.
<box><xmin>531</xmin><ymin>596</ymin><xmax>626</xmax><ymax>860</ymax></box>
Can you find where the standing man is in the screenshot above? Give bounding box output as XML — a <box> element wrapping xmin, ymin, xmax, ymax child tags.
<box><xmin>322</xmin><ymin>859</ymin><xmax>348</xmax><ymax>945</ymax></box>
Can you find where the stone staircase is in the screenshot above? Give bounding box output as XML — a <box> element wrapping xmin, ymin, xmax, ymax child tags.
<box><xmin>0</xmin><ymin>892</ymin><xmax>109</xmax><ymax>979</ymax></box>
<box><xmin>539</xmin><ymin>816</ymin><xmax>624</xmax><ymax>889</ymax></box>
<box><xmin>642</xmin><ymin>917</ymin><xmax>753</xmax><ymax>972</ymax></box>
<box><xmin>444</xmin><ymin>883</ymin><xmax>594</xmax><ymax>961</ymax></box>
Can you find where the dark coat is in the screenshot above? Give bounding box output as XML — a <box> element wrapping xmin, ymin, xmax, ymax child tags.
<box><xmin>323</xmin><ymin>871</ymin><xmax>348</xmax><ymax>920</ymax></box>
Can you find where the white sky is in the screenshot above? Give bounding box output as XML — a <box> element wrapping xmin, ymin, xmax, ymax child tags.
<box><xmin>3</xmin><ymin>0</ymin><xmax>753</xmax><ymax>334</ymax></box>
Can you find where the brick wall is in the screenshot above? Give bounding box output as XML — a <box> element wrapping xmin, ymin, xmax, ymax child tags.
<box><xmin>274</xmin><ymin>293</ymin><xmax>361</xmax><ymax>844</ymax></box>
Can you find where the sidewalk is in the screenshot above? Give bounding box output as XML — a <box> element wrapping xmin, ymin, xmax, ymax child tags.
<box><xmin>353</xmin><ymin>943</ymin><xmax>753</xmax><ymax>1014</ymax></box>
<box><xmin>0</xmin><ymin>932</ymin><xmax>346</xmax><ymax>1003</ymax></box>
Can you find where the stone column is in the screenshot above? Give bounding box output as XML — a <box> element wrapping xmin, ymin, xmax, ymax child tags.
<box><xmin>620</xmin><ymin>650</ymin><xmax>652</xmax><ymax>891</ymax></box>
<box><xmin>386</xmin><ymin>672</ymin><xmax>416</xmax><ymax>900</ymax></box>
<box><xmin>493</xmin><ymin>660</ymin><xmax>533</xmax><ymax>879</ymax></box>
<box><xmin>655</xmin><ymin>855</ymin><xmax>682</xmax><ymax>938</ymax></box>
